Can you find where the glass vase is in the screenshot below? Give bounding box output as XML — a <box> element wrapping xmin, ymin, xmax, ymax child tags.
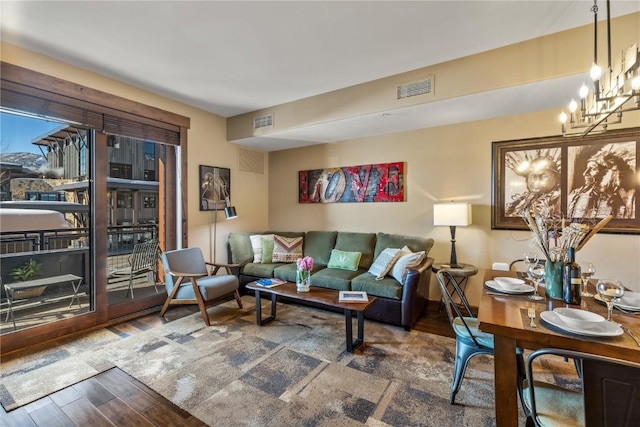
<box><xmin>296</xmin><ymin>269</ymin><xmax>311</xmax><ymax>292</ymax></box>
<box><xmin>544</xmin><ymin>261</ymin><xmax>563</xmax><ymax>300</ymax></box>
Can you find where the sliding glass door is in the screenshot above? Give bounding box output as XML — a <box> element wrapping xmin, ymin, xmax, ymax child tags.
<box><xmin>105</xmin><ymin>134</ymin><xmax>170</xmax><ymax>312</ymax></box>
<box><xmin>0</xmin><ymin>111</ymin><xmax>94</xmax><ymax>334</ymax></box>
<box><xmin>0</xmin><ymin>62</ymin><xmax>187</xmax><ymax>352</ymax></box>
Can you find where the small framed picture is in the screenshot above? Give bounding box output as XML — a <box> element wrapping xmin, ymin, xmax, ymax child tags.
<box><xmin>339</xmin><ymin>291</ymin><xmax>369</xmax><ymax>303</ymax></box>
<box><xmin>199</xmin><ymin>165</ymin><xmax>231</xmax><ymax>211</ymax></box>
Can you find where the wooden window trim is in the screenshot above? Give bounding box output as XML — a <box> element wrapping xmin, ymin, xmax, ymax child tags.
<box><xmin>1</xmin><ymin>63</ymin><xmax>189</xmax><ymax>130</ymax></box>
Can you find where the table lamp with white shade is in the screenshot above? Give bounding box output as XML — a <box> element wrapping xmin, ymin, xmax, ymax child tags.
<box><xmin>433</xmin><ymin>202</ymin><xmax>472</xmax><ymax>269</ymax></box>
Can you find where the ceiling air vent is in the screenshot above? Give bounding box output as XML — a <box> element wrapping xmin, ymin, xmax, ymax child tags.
<box><xmin>396</xmin><ymin>77</ymin><xmax>433</xmax><ymax>100</ymax></box>
<box><xmin>254</xmin><ymin>114</ymin><xmax>273</xmax><ymax>130</ymax></box>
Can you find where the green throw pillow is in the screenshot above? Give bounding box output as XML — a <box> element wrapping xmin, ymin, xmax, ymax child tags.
<box><xmin>327</xmin><ymin>249</ymin><xmax>362</xmax><ymax>271</ymax></box>
<box><xmin>250</xmin><ymin>234</ymin><xmax>274</xmax><ymax>263</ymax></box>
<box><xmin>261</xmin><ymin>238</ymin><xmax>274</xmax><ymax>264</ymax></box>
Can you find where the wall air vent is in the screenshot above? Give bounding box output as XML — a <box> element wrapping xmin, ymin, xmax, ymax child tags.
<box><xmin>396</xmin><ymin>77</ymin><xmax>433</xmax><ymax>100</ymax></box>
<box><xmin>238</xmin><ymin>147</ymin><xmax>265</xmax><ymax>174</ymax></box>
<box><xmin>253</xmin><ymin>114</ymin><xmax>273</xmax><ymax>130</ymax></box>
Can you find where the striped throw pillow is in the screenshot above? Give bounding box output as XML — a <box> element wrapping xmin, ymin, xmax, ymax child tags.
<box><xmin>272</xmin><ymin>235</ymin><xmax>303</xmax><ymax>263</ymax></box>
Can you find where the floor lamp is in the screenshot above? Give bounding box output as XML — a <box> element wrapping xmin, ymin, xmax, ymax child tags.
<box><xmin>210</xmin><ymin>197</ymin><xmax>237</xmax><ymax>263</ymax></box>
<box><xmin>209</xmin><ymin>167</ymin><xmax>238</xmax><ymax>263</ymax></box>
<box><xmin>433</xmin><ymin>202</ymin><xmax>472</xmax><ymax>269</ymax></box>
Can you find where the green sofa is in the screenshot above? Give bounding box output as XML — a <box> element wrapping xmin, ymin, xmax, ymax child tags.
<box><xmin>227</xmin><ymin>231</ymin><xmax>434</xmax><ymax>330</ymax></box>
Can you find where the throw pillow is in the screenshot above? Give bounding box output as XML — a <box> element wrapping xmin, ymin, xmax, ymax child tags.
<box><xmin>249</xmin><ymin>234</ymin><xmax>274</xmax><ymax>263</ymax></box>
<box><xmin>327</xmin><ymin>249</ymin><xmax>362</xmax><ymax>271</ymax></box>
<box><xmin>272</xmin><ymin>235</ymin><xmax>303</xmax><ymax>263</ymax></box>
<box><xmin>368</xmin><ymin>248</ymin><xmax>401</xmax><ymax>280</ymax></box>
<box><xmin>261</xmin><ymin>237</ymin><xmax>275</xmax><ymax>264</ymax></box>
<box><xmin>391</xmin><ymin>245</ymin><xmax>426</xmax><ymax>283</ymax></box>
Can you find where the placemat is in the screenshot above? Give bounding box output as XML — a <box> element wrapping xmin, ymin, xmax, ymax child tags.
<box><xmin>520</xmin><ymin>307</ymin><xmax>542</xmax><ymax>331</ymax></box>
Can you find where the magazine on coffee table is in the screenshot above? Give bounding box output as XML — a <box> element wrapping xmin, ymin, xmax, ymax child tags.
<box><xmin>254</xmin><ymin>278</ymin><xmax>286</xmax><ymax>288</ymax></box>
<box><xmin>339</xmin><ymin>291</ymin><xmax>369</xmax><ymax>303</ymax></box>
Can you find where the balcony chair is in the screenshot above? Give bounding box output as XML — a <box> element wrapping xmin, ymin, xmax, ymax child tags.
<box><xmin>436</xmin><ymin>270</ymin><xmax>524</xmax><ymax>404</ymax></box>
<box><xmin>521</xmin><ymin>348</ymin><xmax>640</xmax><ymax>427</ymax></box>
<box><xmin>108</xmin><ymin>239</ymin><xmax>161</xmax><ymax>299</ymax></box>
<box><xmin>159</xmin><ymin>247</ymin><xmax>242</xmax><ymax>326</ymax></box>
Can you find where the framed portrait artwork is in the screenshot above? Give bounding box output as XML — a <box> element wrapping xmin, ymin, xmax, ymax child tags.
<box><xmin>199</xmin><ymin>165</ymin><xmax>231</xmax><ymax>211</ymax></box>
<box><xmin>492</xmin><ymin>128</ymin><xmax>640</xmax><ymax>234</ymax></box>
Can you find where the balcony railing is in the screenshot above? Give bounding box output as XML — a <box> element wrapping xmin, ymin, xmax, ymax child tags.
<box><xmin>0</xmin><ymin>224</ymin><xmax>158</xmax><ymax>256</ymax></box>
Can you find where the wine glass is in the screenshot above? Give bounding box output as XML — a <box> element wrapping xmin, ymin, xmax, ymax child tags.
<box><xmin>523</xmin><ymin>252</ymin><xmax>539</xmax><ymax>279</ymax></box>
<box><xmin>596</xmin><ymin>279</ymin><xmax>625</xmax><ymax>322</ymax></box>
<box><xmin>527</xmin><ymin>263</ymin><xmax>545</xmax><ymax>301</ymax></box>
<box><xmin>580</xmin><ymin>262</ymin><xmax>596</xmax><ymax>297</ymax></box>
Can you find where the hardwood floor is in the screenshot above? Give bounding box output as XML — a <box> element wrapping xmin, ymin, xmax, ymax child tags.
<box><xmin>0</xmin><ymin>366</ymin><xmax>206</xmax><ymax>427</ymax></box>
<box><xmin>0</xmin><ymin>301</ymin><xmax>456</xmax><ymax>426</ymax></box>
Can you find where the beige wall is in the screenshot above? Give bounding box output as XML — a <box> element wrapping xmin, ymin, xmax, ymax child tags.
<box><xmin>262</xmin><ymin>12</ymin><xmax>640</xmax><ymax>306</ymax></box>
<box><xmin>1</xmin><ymin>42</ymin><xmax>270</xmax><ymax>262</ymax></box>
<box><xmin>230</xmin><ymin>13</ymin><xmax>639</xmax><ymax>140</ymax></box>
<box><xmin>269</xmin><ymin>109</ymin><xmax>640</xmax><ymax>304</ymax></box>
<box><xmin>4</xmin><ymin>21</ymin><xmax>640</xmax><ymax>309</ymax></box>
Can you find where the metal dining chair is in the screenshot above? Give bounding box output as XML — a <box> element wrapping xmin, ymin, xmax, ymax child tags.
<box><xmin>491</xmin><ymin>262</ymin><xmax>510</xmax><ymax>271</ymax></box>
<box><xmin>509</xmin><ymin>258</ymin><xmax>547</xmax><ymax>272</ymax></box>
<box><xmin>436</xmin><ymin>270</ymin><xmax>524</xmax><ymax>404</ymax></box>
<box><xmin>521</xmin><ymin>348</ymin><xmax>640</xmax><ymax>427</ymax></box>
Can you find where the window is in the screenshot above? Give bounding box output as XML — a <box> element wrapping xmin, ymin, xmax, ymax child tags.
<box><xmin>143</xmin><ymin>196</ymin><xmax>156</xmax><ymax>208</ymax></box>
<box><xmin>79</xmin><ymin>145</ymin><xmax>87</xmax><ymax>177</ymax></box>
<box><xmin>144</xmin><ymin>169</ymin><xmax>155</xmax><ymax>181</ymax></box>
<box><xmin>117</xmin><ymin>192</ymin><xmax>133</xmax><ymax>208</ymax></box>
<box><xmin>25</xmin><ymin>191</ymin><xmax>66</xmax><ymax>201</ymax></box>
<box><xmin>144</xmin><ymin>142</ymin><xmax>155</xmax><ymax>161</ymax></box>
<box><xmin>110</xmin><ymin>163</ymin><xmax>132</xmax><ymax>179</ymax></box>
<box><xmin>107</xmin><ymin>135</ymin><xmax>119</xmax><ymax>148</ymax></box>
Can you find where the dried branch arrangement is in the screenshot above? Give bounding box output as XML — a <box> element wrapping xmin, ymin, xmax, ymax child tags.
<box><xmin>520</xmin><ymin>202</ymin><xmax>612</xmax><ymax>262</ymax></box>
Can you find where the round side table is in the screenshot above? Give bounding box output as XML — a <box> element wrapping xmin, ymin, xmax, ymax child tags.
<box><xmin>432</xmin><ymin>263</ymin><xmax>479</xmax><ymax>312</ymax></box>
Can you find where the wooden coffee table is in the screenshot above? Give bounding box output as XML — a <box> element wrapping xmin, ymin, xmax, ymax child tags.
<box><xmin>245</xmin><ymin>282</ymin><xmax>376</xmax><ymax>353</ymax></box>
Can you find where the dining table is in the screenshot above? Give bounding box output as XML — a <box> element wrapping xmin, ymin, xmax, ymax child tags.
<box><xmin>477</xmin><ymin>270</ymin><xmax>640</xmax><ymax>427</ymax></box>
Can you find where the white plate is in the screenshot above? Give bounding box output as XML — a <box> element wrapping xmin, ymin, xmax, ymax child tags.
<box><xmin>595</xmin><ymin>292</ymin><xmax>640</xmax><ymax>312</ymax></box>
<box><xmin>493</xmin><ymin>277</ymin><xmax>526</xmax><ymax>291</ymax></box>
<box><xmin>494</xmin><ymin>276</ymin><xmax>526</xmax><ymax>286</ymax></box>
<box><xmin>615</xmin><ymin>291</ymin><xmax>640</xmax><ymax>310</ymax></box>
<box><xmin>540</xmin><ymin>311</ymin><xmax>623</xmax><ymax>337</ymax></box>
<box><xmin>485</xmin><ymin>280</ymin><xmax>534</xmax><ymax>294</ymax></box>
<box><xmin>553</xmin><ymin>307</ymin><xmax>605</xmax><ymax>329</ymax></box>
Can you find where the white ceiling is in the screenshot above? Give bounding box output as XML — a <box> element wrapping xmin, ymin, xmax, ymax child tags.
<box><xmin>1</xmin><ymin>1</ymin><xmax>639</xmax><ymax>151</ymax></box>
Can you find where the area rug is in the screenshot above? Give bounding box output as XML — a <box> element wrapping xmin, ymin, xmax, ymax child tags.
<box><xmin>1</xmin><ymin>296</ymin><xmax>577</xmax><ymax>425</ymax></box>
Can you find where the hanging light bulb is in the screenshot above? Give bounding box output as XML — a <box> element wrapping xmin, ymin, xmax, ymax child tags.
<box><xmin>569</xmin><ymin>99</ymin><xmax>578</xmax><ymax>113</ymax></box>
<box><xmin>590</xmin><ymin>63</ymin><xmax>602</xmax><ymax>81</ymax></box>
<box><xmin>558</xmin><ymin>0</ymin><xmax>639</xmax><ymax>137</ymax></box>
<box><xmin>579</xmin><ymin>83</ymin><xmax>589</xmax><ymax>100</ymax></box>
<box><xmin>559</xmin><ymin>111</ymin><xmax>568</xmax><ymax>134</ymax></box>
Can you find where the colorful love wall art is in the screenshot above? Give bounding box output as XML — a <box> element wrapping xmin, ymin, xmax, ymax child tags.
<box><xmin>299</xmin><ymin>162</ymin><xmax>405</xmax><ymax>203</ymax></box>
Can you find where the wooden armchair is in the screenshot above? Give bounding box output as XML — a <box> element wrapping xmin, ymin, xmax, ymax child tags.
<box><xmin>159</xmin><ymin>247</ymin><xmax>242</xmax><ymax>326</ymax></box>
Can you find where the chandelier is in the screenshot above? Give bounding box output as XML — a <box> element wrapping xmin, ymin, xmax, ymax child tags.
<box><xmin>559</xmin><ymin>0</ymin><xmax>639</xmax><ymax>137</ymax></box>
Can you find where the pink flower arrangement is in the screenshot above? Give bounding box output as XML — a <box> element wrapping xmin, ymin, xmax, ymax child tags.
<box><xmin>296</xmin><ymin>256</ymin><xmax>314</xmax><ymax>271</ymax></box>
